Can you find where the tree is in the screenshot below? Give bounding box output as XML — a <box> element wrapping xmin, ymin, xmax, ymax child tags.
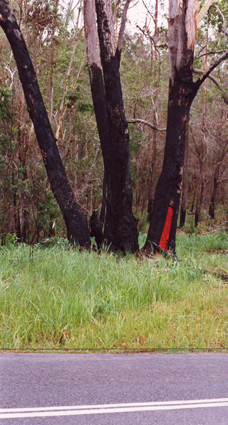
<box><xmin>144</xmin><ymin>0</ymin><xmax>228</xmax><ymax>254</ymax></box>
<box><xmin>84</xmin><ymin>0</ymin><xmax>139</xmax><ymax>252</ymax></box>
<box><xmin>0</xmin><ymin>0</ymin><xmax>90</xmax><ymax>247</ymax></box>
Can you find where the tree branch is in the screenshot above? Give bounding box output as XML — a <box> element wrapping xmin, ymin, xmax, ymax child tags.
<box><xmin>127</xmin><ymin>118</ymin><xmax>166</xmax><ymax>132</ymax></box>
<box><xmin>210</xmin><ymin>4</ymin><xmax>227</xmax><ymax>51</ymax></box>
<box><xmin>195</xmin><ymin>49</ymin><xmax>224</xmax><ymax>60</ymax></box>
<box><xmin>193</xmin><ymin>67</ymin><xmax>228</xmax><ymax>104</ymax></box>
<box><xmin>136</xmin><ymin>24</ymin><xmax>168</xmax><ymax>50</ymax></box>
<box><xmin>194</xmin><ymin>50</ymin><xmax>228</xmax><ymax>92</ymax></box>
<box><xmin>196</xmin><ymin>0</ymin><xmax>214</xmax><ymax>26</ymax></box>
<box><xmin>114</xmin><ymin>0</ymin><xmax>120</xmax><ymax>23</ymax></box>
<box><xmin>117</xmin><ymin>0</ymin><xmax>131</xmax><ymax>52</ymax></box>
<box><xmin>141</xmin><ymin>0</ymin><xmax>155</xmax><ymax>24</ymax></box>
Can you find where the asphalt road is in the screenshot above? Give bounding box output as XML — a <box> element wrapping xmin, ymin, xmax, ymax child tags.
<box><xmin>0</xmin><ymin>352</ymin><xmax>228</xmax><ymax>424</ymax></box>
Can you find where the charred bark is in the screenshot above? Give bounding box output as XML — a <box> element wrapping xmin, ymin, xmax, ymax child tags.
<box><xmin>100</xmin><ymin>52</ymin><xmax>138</xmax><ymax>252</ymax></box>
<box><xmin>99</xmin><ymin>174</ymin><xmax>107</xmax><ymax>230</ymax></box>
<box><xmin>179</xmin><ymin>127</ymin><xmax>189</xmax><ymax>227</ymax></box>
<box><xmin>95</xmin><ymin>0</ymin><xmax>138</xmax><ymax>253</ymax></box>
<box><xmin>145</xmin><ymin>67</ymin><xmax>195</xmax><ymax>253</ymax></box>
<box><xmin>147</xmin><ymin>118</ymin><xmax>158</xmax><ymax>222</ymax></box>
<box><xmin>144</xmin><ymin>0</ymin><xmax>218</xmax><ymax>253</ymax></box>
<box><xmin>209</xmin><ymin>165</ymin><xmax>220</xmax><ymax>219</ymax></box>
<box><xmin>0</xmin><ymin>0</ymin><xmax>90</xmax><ymax>247</ymax></box>
<box><xmin>84</xmin><ymin>0</ymin><xmax>138</xmax><ymax>253</ymax></box>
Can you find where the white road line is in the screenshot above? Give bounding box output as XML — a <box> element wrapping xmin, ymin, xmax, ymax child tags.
<box><xmin>1</xmin><ymin>398</ymin><xmax>228</xmax><ymax>413</ymax></box>
<box><xmin>0</xmin><ymin>399</ymin><xmax>228</xmax><ymax>419</ymax></box>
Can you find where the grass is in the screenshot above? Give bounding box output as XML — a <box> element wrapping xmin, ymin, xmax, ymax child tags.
<box><xmin>0</xmin><ymin>232</ymin><xmax>228</xmax><ymax>351</ymax></box>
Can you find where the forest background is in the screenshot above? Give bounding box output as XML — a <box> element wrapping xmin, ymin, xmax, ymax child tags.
<box><xmin>0</xmin><ymin>0</ymin><xmax>228</xmax><ymax>245</ymax></box>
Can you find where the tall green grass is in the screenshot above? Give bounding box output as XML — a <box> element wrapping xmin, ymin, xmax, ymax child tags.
<box><xmin>0</xmin><ymin>232</ymin><xmax>227</xmax><ymax>350</ymax></box>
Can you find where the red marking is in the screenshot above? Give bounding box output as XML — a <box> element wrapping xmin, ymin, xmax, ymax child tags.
<box><xmin>159</xmin><ymin>206</ymin><xmax>173</xmax><ymax>251</ymax></box>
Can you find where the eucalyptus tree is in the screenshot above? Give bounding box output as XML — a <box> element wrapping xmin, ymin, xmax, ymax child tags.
<box><xmin>84</xmin><ymin>0</ymin><xmax>139</xmax><ymax>252</ymax></box>
<box><xmin>144</xmin><ymin>0</ymin><xmax>228</xmax><ymax>254</ymax></box>
<box><xmin>0</xmin><ymin>0</ymin><xmax>91</xmax><ymax>247</ymax></box>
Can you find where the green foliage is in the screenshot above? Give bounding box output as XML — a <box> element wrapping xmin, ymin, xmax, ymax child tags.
<box><xmin>4</xmin><ymin>233</ymin><xmax>18</xmax><ymax>248</ymax></box>
<box><xmin>0</xmin><ymin>85</ymin><xmax>11</xmax><ymax>120</ymax></box>
<box><xmin>207</xmin><ymin>0</ymin><xmax>228</xmax><ymax>33</ymax></box>
<box><xmin>77</xmin><ymin>101</ymin><xmax>94</xmax><ymax>113</ymax></box>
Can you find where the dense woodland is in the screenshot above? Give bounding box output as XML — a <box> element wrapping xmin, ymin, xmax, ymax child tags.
<box><xmin>0</xmin><ymin>0</ymin><xmax>228</xmax><ymax>249</ymax></box>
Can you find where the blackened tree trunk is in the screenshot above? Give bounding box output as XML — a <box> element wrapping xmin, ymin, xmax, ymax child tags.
<box><xmin>145</xmin><ymin>72</ymin><xmax>194</xmax><ymax>252</ymax></box>
<box><xmin>84</xmin><ymin>0</ymin><xmax>138</xmax><ymax>253</ymax></box>
<box><xmin>179</xmin><ymin>127</ymin><xmax>189</xmax><ymax>227</ymax></box>
<box><xmin>97</xmin><ymin>42</ymin><xmax>138</xmax><ymax>252</ymax></box>
<box><xmin>0</xmin><ymin>0</ymin><xmax>90</xmax><ymax>247</ymax></box>
<box><xmin>147</xmin><ymin>0</ymin><xmax>159</xmax><ymax>221</ymax></box>
<box><xmin>209</xmin><ymin>164</ymin><xmax>220</xmax><ymax>219</ymax></box>
<box><xmin>147</xmin><ymin>126</ymin><xmax>157</xmax><ymax>222</ymax></box>
<box><xmin>144</xmin><ymin>0</ymin><xmax>228</xmax><ymax>254</ymax></box>
<box><xmin>144</xmin><ymin>0</ymin><xmax>197</xmax><ymax>253</ymax></box>
<box><xmin>99</xmin><ymin>174</ymin><xmax>107</xmax><ymax>229</ymax></box>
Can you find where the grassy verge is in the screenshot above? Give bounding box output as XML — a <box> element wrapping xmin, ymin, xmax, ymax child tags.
<box><xmin>0</xmin><ymin>232</ymin><xmax>228</xmax><ymax>351</ymax></box>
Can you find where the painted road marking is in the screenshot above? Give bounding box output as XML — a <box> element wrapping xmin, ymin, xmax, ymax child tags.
<box><xmin>0</xmin><ymin>398</ymin><xmax>228</xmax><ymax>419</ymax></box>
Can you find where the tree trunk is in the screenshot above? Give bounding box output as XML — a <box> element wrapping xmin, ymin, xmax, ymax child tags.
<box><xmin>179</xmin><ymin>127</ymin><xmax>189</xmax><ymax>227</ymax></box>
<box><xmin>145</xmin><ymin>75</ymin><xmax>193</xmax><ymax>252</ymax></box>
<box><xmin>147</xmin><ymin>127</ymin><xmax>157</xmax><ymax>222</ymax></box>
<box><xmin>144</xmin><ymin>0</ymin><xmax>228</xmax><ymax>252</ymax></box>
<box><xmin>191</xmin><ymin>180</ymin><xmax>197</xmax><ymax>212</ymax></box>
<box><xmin>194</xmin><ymin>137</ymin><xmax>205</xmax><ymax>227</ymax></box>
<box><xmin>84</xmin><ymin>0</ymin><xmax>138</xmax><ymax>252</ymax></box>
<box><xmin>98</xmin><ymin>47</ymin><xmax>138</xmax><ymax>252</ymax></box>
<box><xmin>195</xmin><ymin>177</ymin><xmax>204</xmax><ymax>227</ymax></box>
<box><xmin>99</xmin><ymin>174</ymin><xmax>107</xmax><ymax>230</ymax></box>
<box><xmin>209</xmin><ymin>164</ymin><xmax>220</xmax><ymax>219</ymax></box>
<box><xmin>144</xmin><ymin>0</ymin><xmax>198</xmax><ymax>253</ymax></box>
<box><xmin>0</xmin><ymin>0</ymin><xmax>90</xmax><ymax>247</ymax></box>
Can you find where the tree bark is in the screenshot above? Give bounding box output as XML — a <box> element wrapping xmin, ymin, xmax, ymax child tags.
<box><xmin>179</xmin><ymin>126</ymin><xmax>189</xmax><ymax>227</ymax></box>
<box><xmin>145</xmin><ymin>71</ymin><xmax>194</xmax><ymax>252</ymax></box>
<box><xmin>147</xmin><ymin>0</ymin><xmax>159</xmax><ymax>221</ymax></box>
<box><xmin>144</xmin><ymin>0</ymin><xmax>228</xmax><ymax>253</ymax></box>
<box><xmin>195</xmin><ymin>169</ymin><xmax>204</xmax><ymax>227</ymax></box>
<box><xmin>209</xmin><ymin>164</ymin><xmax>220</xmax><ymax>219</ymax></box>
<box><xmin>0</xmin><ymin>0</ymin><xmax>90</xmax><ymax>247</ymax></box>
<box><xmin>147</xmin><ymin>126</ymin><xmax>157</xmax><ymax>221</ymax></box>
<box><xmin>84</xmin><ymin>0</ymin><xmax>138</xmax><ymax>252</ymax></box>
<box><xmin>144</xmin><ymin>0</ymin><xmax>197</xmax><ymax>253</ymax></box>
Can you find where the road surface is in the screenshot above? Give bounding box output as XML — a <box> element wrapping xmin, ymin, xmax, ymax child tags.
<box><xmin>0</xmin><ymin>352</ymin><xmax>228</xmax><ymax>424</ymax></box>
